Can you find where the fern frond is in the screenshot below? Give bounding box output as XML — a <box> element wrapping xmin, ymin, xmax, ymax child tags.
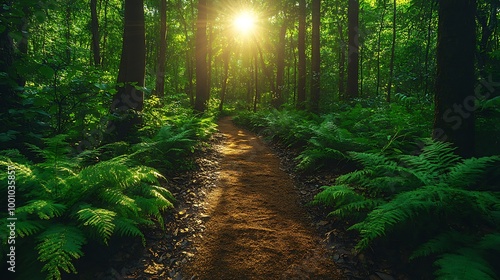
<box><xmin>447</xmin><ymin>156</ymin><xmax>500</xmax><ymax>189</ymax></box>
<box><xmin>312</xmin><ymin>185</ymin><xmax>381</xmax><ymax>218</ymax></box>
<box><xmin>351</xmin><ymin>185</ymin><xmax>500</xmax><ymax>251</ymax></box>
<box><xmin>336</xmin><ymin>169</ymin><xmax>375</xmax><ymax>185</ymax></box>
<box><xmin>133</xmin><ymin>196</ymin><xmax>169</xmax><ymax>228</ymax></box>
<box><xmin>401</xmin><ymin>140</ymin><xmax>460</xmax><ymax>180</ymax></box>
<box><xmin>15</xmin><ymin>219</ymin><xmax>45</xmax><ymax>238</ymax></box>
<box><xmin>349</xmin><ymin>151</ymin><xmax>390</xmax><ymax>168</ymax></box>
<box><xmin>76</xmin><ymin>206</ymin><xmax>116</xmax><ymax>244</ymax></box>
<box><xmin>478</xmin><ymin>233</ymin><xmax>500</xmax><ymax>251</ymax></box>
<box><xmin>313</xmin><ymin>185</ymin><xmax>362</xmax><ymax>206</ymax></box>
<box><xmin>114</xmin><ymin>217</ymin><xmax>146</xmax><ymax>245</ymax></box>
<box><xmin>410</xmin><ymin>231</ymin><xmax>477</xmax><ymax>260</ymax></box>
<box><xmin>330</xmin><ymin>198</ymin><xmax>383</xmax><ymax>218</ymax></box>
<box><xmin>435</xmin><ymin>250</ymin><xmax>497</xmax><ymax>280</ymax></box>
<box><xmin>36</xmin><ymin>225</ymin><xmax>86</xmax><ymax>280</ymax></box>
<box><xmin>149</xmin><ymin>185</ymin><xmax>176</xmax><ymax>204</ymax></box>
<box><xmin>99</xmin><ymin>188</ymin><xmax>139</xmax><ymax>216</ymax></box>
<box><xmin>17</xmin><ymin>200</ymin><xmax>66</xmax><ymax>220</ymax></box>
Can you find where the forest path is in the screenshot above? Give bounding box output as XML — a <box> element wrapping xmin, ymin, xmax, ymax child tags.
<box><xmin>184</xmin><ymin>117</ymin><xmax>343</xmax><ymax>279</ymax></box>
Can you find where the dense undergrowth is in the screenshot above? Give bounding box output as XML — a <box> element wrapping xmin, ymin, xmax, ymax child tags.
<box><xmin>234</xmin><ymin>100</ymin><xmax>500</xmax><ymax>279</ymax></box>
<box><xmin>0</xmin><ymin>97</ymin><xmax>217</xmax><ymax>280</ymax></box>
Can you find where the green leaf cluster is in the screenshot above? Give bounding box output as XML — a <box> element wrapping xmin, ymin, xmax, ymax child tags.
<box><xmin>313</xmin><ymin>140</ymin><xmax>500</xmax><ymax>279</ymax></box>
<box><xmin>0</xmin><ymin>135</ymin><xmax>176</xmax><ymax>280</ymax></box>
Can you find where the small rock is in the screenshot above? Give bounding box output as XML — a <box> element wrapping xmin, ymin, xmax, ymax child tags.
<box><xmin>317</xmin><ymin>220</ymin><xmax>329</xmax><ymax>226</ymax></box>
<box><xmin>200</xmin><ymin>213</ymin><xmax>211</xmax><ymax>220</ymax></box>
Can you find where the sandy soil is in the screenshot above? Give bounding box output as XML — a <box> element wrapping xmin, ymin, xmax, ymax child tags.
<box><xmin>184</xmin><ymin>117</ymin><xmax>344</xmax><ymax>280</ymax></box>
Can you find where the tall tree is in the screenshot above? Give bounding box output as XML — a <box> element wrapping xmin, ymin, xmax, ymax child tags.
<box><xmin>194</xmin><ymin>0</ymin><xmax>209</xmax><ymax>112</ymax></box>
<box><xmin>375</xmin><ymin>0</ymin><xmax>387</xmax><ymax>96</ymax></box>
<box><xmin>434</xmin><ymin>0</ymin><xmax>476</xmax><ymax>157</ymax></box>
<box><xmin>0</xmin><ymin>27</ymin><xmax>17</xmax><ymax>116</ymax></box>
<box><xmin>297</xmin><ymin>0</ymin><xmax>307</xmax><ymax>109</ymax></box>
<box><xmin>347</xmin><ymin>0</ymin><xmax>359</xmax><ymax>99</ymax></box>
<box><xmin>274</xmin><ymin>15</ymin><xmax>288</xmax><ymax>108</ymax></box>
<box><xmin>155</xmin><ymin>0</ymin><xmax>168</xmax><ymax>99</ymax></box>
<box><xmin>109</xmin><ymin>0</ymin><xmax>146</xmax><ymax>142</ymax></box>
<box><xmin>311</xmin><ymin>0</ymin><xmax>321</xmax><ymax>112</ymax></box>
<box><xmin>386</xmin><ymin>0</ymin><xmax>396</xmax><ymax>102</ymax></box>
<box><xmin>219</xmin><ymin>47</ymin><xmax>230</xmax><ymax>112</ymax></box>
<box><xmin>253</xmin><ymin>49</ymin><xmax>259</xmax><ymax>112</ymax></box>
<box><xmin>90</xmin><ymin>0</ymin><xmax>101</xmax><ymax>66</ymax></box>
<box><xmin>338</xmin><ymin>21</ymin><xmax>346</xmax><ymax>99</ymax></box>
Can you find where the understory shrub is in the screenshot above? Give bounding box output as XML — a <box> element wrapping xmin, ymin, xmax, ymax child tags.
<box><xmin>235</xmin><ymin>102</ymin><xmax>432</xmax><ymax>171</ymax></box>
<box><xmin>0</xmin><ymin>135</ymin><xmax>176</xmax><ymax>279</ymax></box>
<box><xmin>313</xmin><ymin>140</ymin><xmax>500</xmax><ymax>279</ymax></box>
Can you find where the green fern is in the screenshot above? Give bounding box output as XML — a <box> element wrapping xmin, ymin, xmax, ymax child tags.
<box><xmin>114</xmin><ymin>217</ymin><xmax>146</xmax><ymax>245</ymax></box>
<box><xmin>1</xmin><ymin>147</ymin><xmax>176</xmax><ymax>279</ymax></box>
<box><xmin>412</xmin><ymin>232</ymin><xmax>500</xmax><ymax>280</ymax></box>
<box><xmin>313</xmin><ymin>140</ymin><xmax>500</xmax><ymax>279</ymax></box>
<box><xmin>312</xmin><ymin>185</ymin><xmax>382</xmax><ymax>218</ymax></box>
<box><xmin>17</xmin><ymin>200</ymin><xmax>66</xmax><ymax>220</ymax></box>
<box><xmin>435</xmin><ymin>250</ymin><xmax>497</xmax><ymax>280</ymax></box>
<box><xmin>351</xmin><ymin>185</ymin><xmax>500</xmax><ymax>251</ymax></box>
<box><xmin>76</xmin><ymin>206</ymin><xmax>116</xmax><ymax>244</ymax></box>
<box><xmin>410</xmin><ymin>231</ymin><xmax>477</xmax><ymax>260</ymax></box>
<box><xmin>15</xmin><ymin>218</ymin><xmax>46</xmax><ymax>238</ymax></box>
<box><xmin>36</xmin><ymin>225</ymin><xmax>86</xmax><ymax>280</ymax></box>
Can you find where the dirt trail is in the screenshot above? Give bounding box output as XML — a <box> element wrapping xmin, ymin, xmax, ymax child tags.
<box><xmin>185</xmin><ymin>117</ymin><xmax>343</xmax><ymax>279</ymax></box>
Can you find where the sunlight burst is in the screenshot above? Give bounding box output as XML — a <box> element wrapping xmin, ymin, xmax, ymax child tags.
<box><xmin>233</xmin><ymin>11</ymin><xmax>256</xmax><ymax>34</ymax></box>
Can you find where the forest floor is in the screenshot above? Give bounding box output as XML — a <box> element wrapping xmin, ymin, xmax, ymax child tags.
<box><xmin>181</xmin><ymin>116</ymin><xmax>342</xmax><ymax>279</ymax></box>
<box><xmin>83</xmin><ymin>117</ymin><xmax>405</xmax><ymax>280</ymax></box>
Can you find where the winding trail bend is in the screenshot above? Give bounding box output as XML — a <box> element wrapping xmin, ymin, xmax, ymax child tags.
<box><xmin>185</xmin><ymin>117</ymin><xmax>343</xmax><ymax>280</ymax></box>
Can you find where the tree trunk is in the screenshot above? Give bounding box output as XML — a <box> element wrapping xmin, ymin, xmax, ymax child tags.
<box><xmin>297</xmin><ymin>0</ymin><xmax>307</xmax><ymax>109</ymax></box>
<box><xmin>274</xmin><ymin>18</ymin><xmax>288</xmax><ymax>108</ymax></box>
<box><xmin>90</xmin><ymin>0</ymin><xmax>101</xmax><ymax>66</ymax></box>
<box><xmin>194</xmin><ymin>0</ymin><xmax>209</xmax><ymax>112</ymax></box>
<box><xmin>347</xmin><ymin>0</ymin><xmax>359</xmax><ymax>99</ymax></box>
<box><xmin>155</xmin><ymin>0</ymin><xmax>167</xmax><ymax>99</ymax></box>
<box><xmin>102</xmin><ymin>0</ymin><xmax>109</xmax><ymax>68</ymax></box>
<box><xmin>434</xmin><ymin>0</ymin><xmax>476</xmax><ymax>157</ymax></box>
<box><xmin>476</xmin><ymin>1</ymin><xmax>498</xmax><ymax>78</ymax></box>
<box><xmin>108</xmin><ymin>0</ymin><xmax>146</xmax><ymax>142</ymax></box>
<box><xmin>0</xmin><ymin>30</ymin><xmax>17</xmax><ymax>115</ymax></box>
<box><xmin>338</xmin><ymin>22</ymin><xmax>346</xmax><ymax>99</ymax></box>
<box><xmin>311</xmin><ymin>0</ymin><xmax>321</xmax><ymax>113</ymax></box>
<box><xmin>253</xmin><ymin>51</ymin><xmax>259</xmax><ymax>112</ymax></box>
<box><xmin>177</xmin><ymin>0</ymin><xmax>195</xmax><ymax>105</ymax></box>
<box><xmin>376</xmin><ymin>0</ymin><xmax>387</xmax><ymax>96</ymax></box>
<box><xmin>386</xmin><ymin>0</ymin><xmax>396</xmax><ymax>102</ymax></box>
<box><xmin>255</xmin><ymin>42</ymin><xmax>276</xmax><ymax>96</ymax></box>
<box><xmin>424</xmin><ymin>2</ymin><xmax>434</xmax><ymax>98</ymax></box>
<box><xmin>219</xmin><ymin>48</ymin><xmax>230</xmax><ymax>112</ymax></box>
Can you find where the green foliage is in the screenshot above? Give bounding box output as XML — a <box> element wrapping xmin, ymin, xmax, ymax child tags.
<box><xmin>36</xmin><ymin>225</ymin><xmax>86</xmax><ymax>280</ymax></box>
<box><xmin>313</xmin><ymin>140</ymin><xmax>500</xmax><ymax>279</ymax></box>
<box><xmin>234</xmin><ymin>109</ymin><xmax>316</xmax><ymax>147</ymax></box>
<box><xmin>134</xmin><ymin>115</ymin><xmax>217</xmax><ymax>173</ymax></box>
<box><xmin>0</xmin><ymin>135</ymin><xmax>176</xmax><ymax>279</ymax></box>
<box><xmin>76</xmin><ymin>206</ymin><xmax>116</xmax><ymax>244</ymax></box>
<box><xmin>235</xmin><ymin>103</ymin><xmax>431</xmax><ymax>172</ymax></box>
<box><xmin>412</xmin><ymin>232</ymin><xmax>500</xmax><ymax>280</ymax></box>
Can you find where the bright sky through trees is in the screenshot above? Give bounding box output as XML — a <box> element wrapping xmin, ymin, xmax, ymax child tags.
<box><xmin>233</xmin><ymin>11</ymin><xmax>256</xmax><ymax>35</ymax></box>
